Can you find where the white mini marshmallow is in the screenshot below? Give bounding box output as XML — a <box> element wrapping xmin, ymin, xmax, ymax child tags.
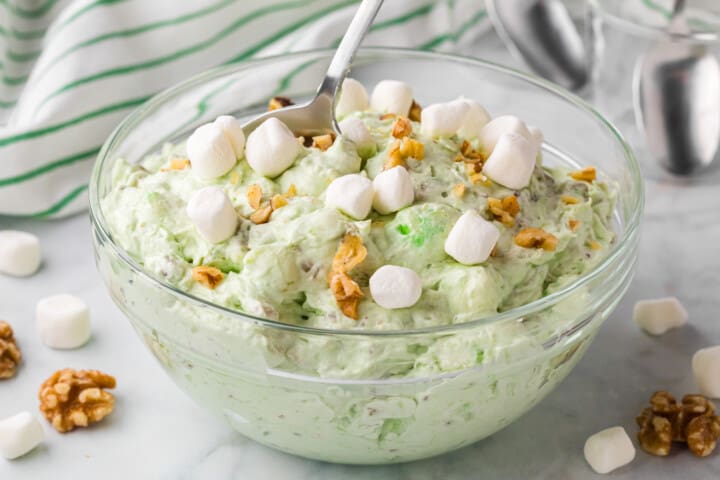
<box><xmin>339</xmin><ymin>117</ymin><xmax>376</xmax><ymax>158</ymax></box>
<box><xmin>456</xmin><ymin>98</ymin><xmax>491</xmax><ymax>139</ymax></box>
<box><xmin>692</xmin><ymin>346</ymin><xmax>720</xmax><ymax>398</ymax></box>
<box><xmin>369</xmin><ymin>265</ymin><xmax>422</xmax><ymax>309</ymax></box>
<box><xmin>186</xmin><ymin>123</ymin><xmax>237</xmax><ymax>180</ymax></box>
<box><xmin>245</xmin><ymin>117</ymin><xmax>301</xmax><ymax>178</ymax></box>
<box><xmin>0</xmin><ymin>412</ymin><xmax>44</xmax><ymax>460</ymax></box>
<box><xmin>335</xmin><ymin>78</ymin><xmax>369</xmax><ymax>118</ymax></box>
<box><xmin>444</xmin><ymin>211</ymin><xmax>500</xmax><ymax>265</ymax></box>
<box><xmin>0</xmin><ymin>230</ymin><xmax>41</xmax><ymax>277</ymax></box>
<box><xmin>372</xmin><ymin>166</ymin><xmax>414</xmax><ymax>214</ymax></box>
<box><xmin>482</xmin><ymin>133</ymin><xmax>537</xmax><ymax>190</ymax></box>
<box><xmin>213</xmin><ymin>115</ymin><xmax>245</xmax><ymax>158</ymax></box>
<box><xmin>186</xmin><ymin>186</ymin><xmax>237</xmax><ymax>243</ymax></box>
<box><xmin>528</xmin><ymin>125</ymin><xmax>544</xmax><ymax>152</ymax></box>
<box><xmin>420</xmin><ymin>100</ymin><xmax>470</xmax><ymax>138</ymax></box>
<box><xmin>325</xmin><ymin>174</ymin><xmax>374</xmax><ymax>220</ymax></box>
<box><xmin>36</xmin><ymin>294</ymin><xmax>90</xmax><ymax>349</ymax></box>
<box><xmin>584</xmin><ymin>426</ymin><xmax>636</xmax><ymax>474</ymax></box>
<box><xmin>370</xmin><ymin>80</ymin><xmax>413</xmax><ymax>116</ymax></box>
<box><xmin>480</xmin><ymin>115</ymin><xmax>534</xmax><ymax>155</ymax></box>
<box><xmin>633</xmin><ymin>297</ymin><xmax>688</xmax><ymax>335</ymax></box>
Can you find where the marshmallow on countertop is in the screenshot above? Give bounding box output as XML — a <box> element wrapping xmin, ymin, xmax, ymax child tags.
<box><xmin>482</xmin><ymin>132</ymin><xmax>537</xmax><ymax>190</ymax></box>
<box><xmin>339</xmin><ymin>117</ymin><xmax>376</xmax><ymax>158</ymax></box>
<box><xmin>325</xmin><ymin>174</ymin><xmax>374</xmax><ymax>220</ymax></box>
<box><xmin>372</xmin><ymin>166</ymin><xmax>414</xmax><ymax>214</ymax></box>
<box><xmin>0</xmin><ymin>230</ymin><xmax>41</xmax><ymax>277</ymax></box>
<box><xmin>584</xmin><ymin>426</ymin><xmax>636</xmax><ymax>474</ymax></box>
<box><xmin>480</xmin><ymin>115</ymin><xmax>534</xmax><ymax>155</ymax></box>
<box><xmin>633</xmin><ymin>297</ymin><xmax>688</xmax><ymax>335</ymax></box>
<box><xmin>186</xmin><ymin>123</ymin><xmax>237</xmax><ymax>180</ymax></box>
<box><xmin>369</xmin><ymin>265</ymin><xmax>423</xmax><ymax>309</ymax></box>
<box><xmin>335</xmin><ymin>78</ymin><xmax>369</xmax><ymax>118</ymax></box>
<box><xmin>370</xmin><ymin>80</ymin><xmax>413</xmax><ymax>116</ymax></box>
<box><xmin>213</xmin><ymin>115</ymin><xmax>246</xmax><ymax>158</ymax></box>
<box><xmin>245</xmin><ymin>117</ymin><xmax>301</xmax><ymax>178</ymax></box>
<box><xmin>420</xmin><ymin>100</ymin><xmax>470</xmax><ymax>138</ymax></box>
<box><xmin>444</xmin><ymin>211</ymin><xmax>500</xmax><ymax>265</ymax></box>
<box><xmin>0</xmin><ymin>412</ymin><xmax>44</xmax><ymax>460</ymax></box>
<box><xmin>36</xmin><ymin>294</ymin><xmax>90</xmax><ymax>349</ymax></box>
<box><xmin>692</xmin><ymin>346</ymin><xmax>720</xmax><ymax>398</ymax></box>
<box><xmin>187</xmin><ymin>186</ymin><xmax>238</xmax><ymax>244</ymax></box>
<box><xmin>456</xmin><ymin>98</ymin><xmax>491</xmax><ymax>139</ymax></box>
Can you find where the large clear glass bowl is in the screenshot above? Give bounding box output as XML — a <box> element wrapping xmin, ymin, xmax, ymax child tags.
<box><xmin>89</xmin><ymin>48</ymin><xmax>643</xmax><ymax>464</ymax></box>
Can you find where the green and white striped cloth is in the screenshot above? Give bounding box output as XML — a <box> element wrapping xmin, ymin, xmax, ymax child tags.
<box><xmin>0</xmin><ymin>0</ymin><xmax>490</xmax><ymax>218</ymax></box>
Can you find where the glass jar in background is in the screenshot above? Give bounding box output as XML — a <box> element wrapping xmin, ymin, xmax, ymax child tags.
<box><xmin>587</xmin><ymin>0</ymin><xmax>720</xmax><ymax>179</ymax></box>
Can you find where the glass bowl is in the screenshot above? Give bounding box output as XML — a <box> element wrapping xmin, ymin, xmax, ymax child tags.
<box><xmin>89</xmin><ymin>48</ymin><xmax>643</xmax><ymax>464</ymax></box>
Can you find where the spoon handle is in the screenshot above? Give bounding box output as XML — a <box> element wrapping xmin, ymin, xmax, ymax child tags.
<box><xmin>316</xmin><ymin>0</ymin><xmax>384</xmax><ymax>101</ymax></box>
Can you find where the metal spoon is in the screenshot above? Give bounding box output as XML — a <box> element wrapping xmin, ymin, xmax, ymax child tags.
<box><xmin>241</xmin><ymin>0</ymin><xmax>383</xmax><ymax>136</ymax></box>
<box><xmin>634</xmin><ymin>0</ymin><xmax>720</xmax><ymax>175</ymax></box>
<box><xmin>487</xmin><ymin>0</ymin><xmax>588</xmax><ymax>91</ymax></box>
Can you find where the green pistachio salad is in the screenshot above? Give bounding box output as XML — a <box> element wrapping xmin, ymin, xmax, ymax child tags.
<box><xmin>104</xmin><ymin>78</ymin><xmax>614</xmax><ymax>332</ymax></box>
<box><xmin>101</xmin><ymin>78</ymin><xmax>617</xmax><ymax>463</ymax></box>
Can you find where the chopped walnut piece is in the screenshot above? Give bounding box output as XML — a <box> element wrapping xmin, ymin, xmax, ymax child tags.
<box><xmin>328</xmin><ymin>234</ymin><xmax>367</xmax><ymax>320</ymax></box>
<box><xmin>329</xmin><ymin>272</ymin><xmax>364</xmax><ymax>319</ymax></box>
<box><xmin>488</xmin><ymin>195</ymin><xmax>520</xmax><ymax>227</ymax></box>
<box><xmin>312</xmin><ymin>133</ymin><xmax>335</xmax><ymax>151</ymax></box>
<box><xmin>268</xmin><ymin>96</ymin><xmax>294</xmax><ymax>111</ymax></box>
<box><xmin>452</xmin><ymin>183</ymin><xmax>466</xmax><ymax>198</ymax></box>
<box><xmin>408</xmin><ymin>100</ymin><xmax>422</xmax><ymax>122</ymax></box>
<box><xmin>637</xmin><ymin>408</ymin><xmax>673</xmax><ymax>456</ymax></box>
<box><xmin>561</xmin><ymin>195</ymin><xmax>580</xmax><ymax>205</ymax></box>
<box><xmin>192</xmin><ymin>265</ymin><xmax>225</xmax><ymax>289</ymax></box>
<box><xmin>514</xmin><ymin>228</ymin><xmax>558</xmax><ymax>251</ymax></box>
<box><xmin>250</xmin><ymin>203</ymin><xmax>274</xmax><ymax>224</ymax></box>
<box><xmin>588</xmin><ymin>240</ymin><xmax>602</xmax><ymax>250</ymax></box>
<box><xmin>330</xmin><ymin>234</ymin><xmax>367</xmax><ymax>275</ymax></box>
<box><xmin>285</xmin><ymin>184</ymin><xmax>297</xmax><ymax>198</ymax></box>
<box><xmin>569</xmin><ymin>166</ymin><xmax>596</xmax><ymax>182</ymax></box>
<box><xmin>0</xmin><ymin>320</ymin><xmax>21</xmax><ymax>379</ymax></box>
<box><xmin>270</xmin><ymin>194</ymin><xmax>288</xmax><ymax>210</ymax></box>
<box><xmin>384</xmin><ymin>140</ymin><xmax>405</xmax><ymax>170</ymax></box>
<box><xmin>38</xmin><ymin>369</ymin><xmax>116</xmax><ymax>433</ymax></box>
<box><xmin>161</xmin><ymin>158</ymin><xmax>191</xmax><ymax>172</ymax></box>
<box><xmin>687</xmin><ymin>416</ymin><xmax>718</xmax><ymax>457</ymax></box>
<box><xmin>398</xmin><ymin>137</ymin><xmax>424</xmax><ymax>160</ymax></box>
<box><xmin>391</xmin><ymin>116</ymin><xmax>413</xmax><ymax>138</ymax></box>
<box><xmin>379</xmin><ymin>113</ymin><xmax>396</xmax><ymax>121</ymax></box>
<box><xmin>247</xmin><ymin>184</ymin><xmax>262</xmax><ymax>210</ymax></box>
<box><xmin>568</xmin><ymin>219</ymin><xmax>580</xmax><ymax>231</ymax></box>
<box><xmin>460</xmin><ymin>140</ymin><xmax>484</xmax><ymax>161</ymax></box>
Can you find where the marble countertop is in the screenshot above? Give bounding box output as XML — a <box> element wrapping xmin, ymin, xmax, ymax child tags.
<box><xmin>2</xmin><ymin>40</ymin><xmax>720</xmax><ymax>480</ymax></box>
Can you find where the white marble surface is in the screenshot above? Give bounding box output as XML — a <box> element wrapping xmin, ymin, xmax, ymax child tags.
<box><xmin>2</xmin><ymin>39</ymin><xmax>720</xmax><ymax>480</ymax></box>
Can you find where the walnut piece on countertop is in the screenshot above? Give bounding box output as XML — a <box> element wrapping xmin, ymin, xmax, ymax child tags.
<box><xmin>38</xmin><ymin>368</ymin><xmax>116</xmax><ymax>433</ymax></box>
<box><xmin>0</xmin><ymin>320</ymin><xmax>21</xmax><ymax>379</ymax></box>
<box><xmin>637</xmin><ymin>391</ymin><xmax>720</xmax><ymax>458</ymax></box>
<box><xmin>637</xmin><ymin>407</ymin><xmax>673</xmax><ymax>456</ymax></box>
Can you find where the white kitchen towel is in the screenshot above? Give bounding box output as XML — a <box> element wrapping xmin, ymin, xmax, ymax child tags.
<box><xmin>0</xmin><ymin>0</ymin><xmax>490</xmax><ymax>218</ymax></box>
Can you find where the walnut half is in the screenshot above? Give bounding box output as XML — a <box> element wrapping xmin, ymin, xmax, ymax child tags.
<box><xmin>0</xmin><ymin>320</ymin><xmax>21</xmax><ymax>379</ymax></box>
<box><xmin>39</xmin><ymin>369</ymin><xmax>116</xmax><ymax>433</ymax></box>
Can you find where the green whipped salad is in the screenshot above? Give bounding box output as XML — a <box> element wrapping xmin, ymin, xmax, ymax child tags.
<box><xmin>103</xmin><ymin>112</ymin><xmax>614</xmax><ymax>332</ymax></box>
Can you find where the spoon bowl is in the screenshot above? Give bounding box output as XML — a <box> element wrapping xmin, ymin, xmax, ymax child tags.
<box><xmin>241</xmin><ymin>0</ymin><xmax>383</xmax><ymax>137</ymax></box>
<box><xmin>487</xmin><ymin>0</ymin><xmax>588</xmax><ymax>91</ymax></box>
<box><xmin>634</xmin><ymin>0</ymin><xmax>720</xmax><ymax>174</ymax></box>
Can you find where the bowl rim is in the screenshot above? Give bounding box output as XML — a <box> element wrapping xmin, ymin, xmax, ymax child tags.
<box><xmin>89</xmin><ymin>47</ymin><xmax>644</xmax><ymax>338</ymax></box>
